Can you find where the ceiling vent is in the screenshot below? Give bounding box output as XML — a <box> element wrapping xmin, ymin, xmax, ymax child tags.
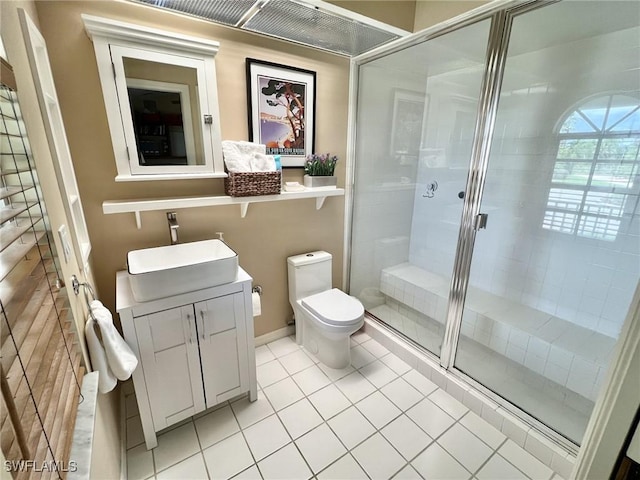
<box><xmin>129</xmin><ymin>0</ymin><xmax>409</xmax><ymax>56</ymax></box>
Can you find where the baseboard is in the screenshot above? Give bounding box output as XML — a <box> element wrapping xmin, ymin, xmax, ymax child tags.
<box><xmin>254</xmin><ymin>325</ymin><xmax>295</xmax><ymax>346</ymax></box>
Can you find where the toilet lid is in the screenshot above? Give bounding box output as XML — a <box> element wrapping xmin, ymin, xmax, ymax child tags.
<box><xmin>301</xmin><ymin>288</ymin><xmax>364</xmax><ymax>326</ymax></box>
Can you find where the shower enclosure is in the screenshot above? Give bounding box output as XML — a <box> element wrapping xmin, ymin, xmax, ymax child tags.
<box><xmin>348</xmin><ymin>0</ymin><xmax>640</xmax><ymax>447</ymax></box>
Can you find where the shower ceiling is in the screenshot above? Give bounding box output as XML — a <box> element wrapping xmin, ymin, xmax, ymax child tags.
<box><xmin>129</xmin><ymin>0</ymin><xmax>409</xmax><ymax>56</ymax></box>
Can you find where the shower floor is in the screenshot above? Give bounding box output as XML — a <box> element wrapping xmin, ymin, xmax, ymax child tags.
<box><xmin>369</xmin><ymin>304</ymin><xmax>591</xmax><ymax>444</ymax></box>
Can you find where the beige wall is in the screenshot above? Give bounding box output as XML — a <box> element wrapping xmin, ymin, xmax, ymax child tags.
<box><xmin>329</xmin><ymin>0</ymin><xmax>416</xmax><ymax>32</ymax></box>
<box><xmin>414</xmin><ymin>0</ymin><xmax>488</xmax><ymax>31</ymax></box>
<box><xmin>34</xmin><ymin>0</ymin><xmax>350</xmax><ymax>338</ymax></box>
<box><xmin>0</xmin><ymin>2</ymin><xmax>121</xmax><ymax>478</ymax></box>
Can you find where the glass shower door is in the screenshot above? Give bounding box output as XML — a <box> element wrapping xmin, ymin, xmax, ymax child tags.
<box><xmin>350</xmin><ymin>19</ymin><xmax>491</xmax><ymax>357</ymax></box>
<box><xmin>454</xmin><ymin>1</ymin><xmax>640</xmax><ymax>444</ymax></box>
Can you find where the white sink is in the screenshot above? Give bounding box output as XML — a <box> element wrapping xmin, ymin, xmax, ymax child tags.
<box><xmin>127</xmin><ymin>239</ymin><xmax>238</xmax><ymax>302</ymax></box>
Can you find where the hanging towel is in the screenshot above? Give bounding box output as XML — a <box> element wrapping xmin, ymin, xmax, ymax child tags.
<box><xmin>90</xmin><ymin>300</ymin><xmax>138</xmax><ymax>382</ymax></box>
<box><xmin>222</xmin><ymin>141</ymin><xmax>265</xmax><ymax>172</ymax></box>
<box><xmin>85</xmin><ymin>318</ymin><xmax>117</xmax><ymax>394</ymax></box>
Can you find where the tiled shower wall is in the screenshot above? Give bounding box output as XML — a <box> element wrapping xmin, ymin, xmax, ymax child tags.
<box><xmin>410</xmin><ymin>90</ymin><xmax>639</xmax><ymax>340</ymax></box>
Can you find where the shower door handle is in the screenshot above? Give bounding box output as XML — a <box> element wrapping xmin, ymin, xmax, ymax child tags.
<box><xmin>474</xmin><ymin>213</ymin><xmax>488</xmax><ymax>231</ymax></box>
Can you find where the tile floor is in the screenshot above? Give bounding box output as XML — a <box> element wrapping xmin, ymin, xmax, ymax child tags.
<box><xmin>126</xmin><ymin>332</ymin><xmax>567</xmax><ymax>480</ymax></box>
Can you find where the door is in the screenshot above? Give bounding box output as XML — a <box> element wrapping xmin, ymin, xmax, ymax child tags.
<box><xmin>135</xmin><ymin>305</ymin><xmax>205</xmax><ymax>430</ymax></box>
<box><xmin>349</xmin><ymin>18</ymin><xmax>492</xmax><ymax>357</ymax></box>
<box><xmin>452</xmin><ymin>2</ymin><xmax>640</xmax><ymax>445</ymax></box>
<box><xmin>18</xmin><ymin>9</ymin><xmax>91</xmax><ymax>270</ymax></box>
<box><xmin>196</xmin><ymin>292</ymin><xmax>249</xmax><ymax>406</ymax></box>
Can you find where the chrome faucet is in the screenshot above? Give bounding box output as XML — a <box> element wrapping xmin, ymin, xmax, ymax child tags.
<box><xmin>167</xmin><ymin>212</ymin><xmax>179</xmax><ymax>245</ymax></box>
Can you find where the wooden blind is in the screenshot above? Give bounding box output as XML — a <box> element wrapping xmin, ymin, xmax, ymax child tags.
<box><xmin>0</xmin><ymin>65</ymin><xmax>84</xmax><ymax>479</ymax></box>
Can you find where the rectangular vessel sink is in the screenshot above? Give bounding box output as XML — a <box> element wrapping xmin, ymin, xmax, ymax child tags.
<box><xmin>127</xmin><ymin>239</ymin><xmax>238</xmax><ymax>302</ymax></box>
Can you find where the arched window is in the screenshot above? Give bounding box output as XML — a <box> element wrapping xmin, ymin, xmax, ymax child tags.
<box><xmin>544</xmin><ymin>94</ymin><xmax>640</xmax><ymax>241</ymax></box>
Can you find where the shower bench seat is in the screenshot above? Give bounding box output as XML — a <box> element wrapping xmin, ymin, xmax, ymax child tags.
<box><xmin>379</xmin><ymin>263</ymin><xmax>617</xmax><ymax>402</ymax></box>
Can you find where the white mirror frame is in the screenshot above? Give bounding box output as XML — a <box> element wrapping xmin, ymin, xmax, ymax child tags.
<box><xmin>82</xmin><ymin>14</ymin><xmax>225</xmax><ymax>182</ymax></box>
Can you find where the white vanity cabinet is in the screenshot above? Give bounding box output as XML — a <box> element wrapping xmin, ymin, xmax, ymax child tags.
<box><xmin>116</xmin><ymin>268</ymin><xmax>257</xmax><ymax>449</ymax></box>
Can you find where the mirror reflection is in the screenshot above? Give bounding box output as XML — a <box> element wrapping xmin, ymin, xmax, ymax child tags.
<box><xmin>123</xmin><ymin>58</ymin><xmax>204</xmax><ymax>167</ymax></box>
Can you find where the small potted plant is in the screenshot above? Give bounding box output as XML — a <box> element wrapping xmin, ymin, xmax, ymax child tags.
<box><xmin>303</xmin><ymin>153</ymin><xmax>338</xmax><ymax>188</ymax></box>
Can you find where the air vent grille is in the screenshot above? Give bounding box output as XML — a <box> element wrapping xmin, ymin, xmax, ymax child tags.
<box><xmin>243</xmin><ymin>0</ymin><xmax>399</xmax><ymax>56</ymax></box>
<box><xmin>134</xmin><ymin>0</ymin><xmax>257</xmax><ymax>26</ymax></box>
<box><xmin>130</xmin><ymin>0</ymin><xmax>403</xmax><ymax>57</ymax></box>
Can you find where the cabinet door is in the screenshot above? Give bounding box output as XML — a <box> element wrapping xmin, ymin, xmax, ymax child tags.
<box><xmin>195</xmin><ymin>292</ymin><xmax>249</xmax><ymax>407</ymax></box>
<box><xmin>135</xmin><ymin>305</ymin><xmax>205</xmax><ymax>430</ymax></box>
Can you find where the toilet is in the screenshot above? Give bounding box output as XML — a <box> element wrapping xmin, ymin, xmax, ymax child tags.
<box><xmin>287</xmin><ymin>251</ymin><xmax>364</xmax><ymax>369</ymax></box>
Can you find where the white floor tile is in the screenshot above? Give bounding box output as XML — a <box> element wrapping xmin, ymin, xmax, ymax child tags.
<box><xmin>356</xmin><ymin>391</ymin><xmax>402</xmax><ymax>429</ymax></box>
<box><xmin>406</xmin><ymin>398</ymin><xmax>456</xmax><ymax>439</ymax></box>
<box><xmin>429</xmin><ymin>388</ymin><xmax>469</xmax><ymax>420</ymax></box>
<box><xmin>477</xmin><ymin>455</ymin><xmax>528</xmax><ymax>480</ymax></box>
<box><xmin>411</xmin><ymin>443</ymin><xmax>471</xmax><ymax>480</ymax></box>
<box><xmin>335</xmin><ymin>371</ymin><xmax>376</xmax><ymax>403</ymax></box>
<box><xmin>499</xmin><ymin>440</ymin><xmax>555</xmax><ymax>480</ymax></box>
<box><xmin>256</xmin><ymin>359</ymin><xmax>289</xmax><ymax>388</ymax></box>
<box><xmin>243</xmin><ymin>414</ymin><xmax>291</xmax><ymax>461</ymax></box>
<box><xmin>156</xmin><ymin>453</ymin><xmax>208</xmax><ymax>480</ymax></box>
<box><xmin>308</xmin><ymin>384</ymin><xmax>352</xmax><ymax>420</ymax></box>
<box><xmin>231</xmin><ymin>390</ymin><xmax>275</xmax><ymax>429</ymax></box>
<box><xmin>231</xmin><ymin>465</ymin><xmax>261</xmax><ymax>479</ymax></box>
<box><xmin>127</xmin><ymin>415</ymin><xmax>145</xmax><ymax>449</ymax></box>
<box><xmin>381</xmin><ymin>377</ymin><xmax>424</xmax><ymax>411</ymax></box>
<box><xmin>194</xmin><ymin>404</ymin><xmax>240</xmax><ymax>449</ymax></box>
<box><xmin>459</xmin><ymin>412</ymin><xmax>507</xmax><ymax>450</ymax></box>
<box><xmin>360</xmin><ymin>339</ymin><xmax>390</xmax><ymax>358</ymax></box>
<box><xmin>393</xmin><ymin>464</ymin><xmax>422</xmax><ymax>479</ymax></box>
<box><xmin>381</xmin><ymin>415</ymin><xmax>432</xmax><ymax>461</ymax></box>
<box><xmin>203</xmin><ymin>432</ymin><xmax>254</xmax><ymax>480</ymax></box>
<box><xmin>351</xmin><ymin>331</ymin><xmax>371</xmax><ymax>344</ymax></box>
<box><xmin>438</xmin><ymin>423</ymin><xmax>494</xmax><ymax>473</ymax></box>
<box><xmin>351</xmin><ymin>433</ymin><xmax>406</xmax><ymax>480</ymax></box>
<box><xmin>153</xmin><ymin>422</ymin><xmax>201</xmax><ymax>472</ymax></box>
<box><xmin>127</xmin><ymin>444</ymin><xmax>154</xmax><ymax>480</ymax></box>
<box><xmin>318</xmin><ymin>362</ymin><xmax>355</xmax><ymax>382</ymax></box>
<box><xmin>278</xmin><ymin>398</ymin><xmax>324</xmax><ymax>439</ymax></box>
<box><xmin>350</xmin><ymin>345</ymin><xmax>377</xmax><ymax>369</ymax></box>
<box><xmin>295</xmin><ymin>424</ymin><xmax>347</xmax><ymax>473</ymax></box>
<box><xmin>380</xmin><ymin>353</ymin><xmax>412</xmax><ymax>375</ymax></box>
<box><xmin>292</xmin><ymin>364</ymin><xmax>331</xmax><ymax>395</ymax></box>
<box><xmin>402</xmin><ymin>370</ymin><xmax>438</xmax><ymax>396</ymax></box>
<box><xmin>328</xmin><ymin>406</ymin><xmax>376</xmax><ymax>449</ymax></box>
<box><xmin>263</xmin><ymin>377</ymin><xmax>305</xmax><ymax>411</ymax></box>
<box><xmin>258</xmin><ymin>443</ymin><xmax>312</xmax><ymax>480</ymax></box>
<box><xmin>359</xmin><ymin>360</ymin><xmax>399</xmax><ymax>388</ymax></box>
<box><xmin>280</xmin><ymin>349</ymin><xmax>315</xmax><ymax>375</ymax></box>
<box><xmin>317</xmin><ymin>454</ymin><xmax>368</xmax><ymax>480</ymax></box>
<box><xmin>267</xmin><ymin>336</ymin><xmax>300</xmax><ymax>357</ymax></box>
<box><xmin>255</xmin><ymin>345</ymin><xmax>276</xmax><ymax>366</ymax></box>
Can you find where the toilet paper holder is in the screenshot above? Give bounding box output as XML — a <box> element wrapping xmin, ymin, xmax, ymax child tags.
<box><xmin>252</xmin><ymin>285</ymin><xmax>262</xmax><ymax>296</ymax></box>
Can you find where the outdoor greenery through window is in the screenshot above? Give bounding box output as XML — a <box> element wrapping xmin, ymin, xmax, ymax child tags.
<box><xmin>544</xmin><ymin>94</ymin><xmax>640</xmax><ymax>241</ymax></box>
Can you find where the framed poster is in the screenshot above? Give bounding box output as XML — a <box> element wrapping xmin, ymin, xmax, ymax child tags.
<box><xmin>246</xmin><ymin>58</ymin><xmax>316</xmax><ymax>167</ymax></box>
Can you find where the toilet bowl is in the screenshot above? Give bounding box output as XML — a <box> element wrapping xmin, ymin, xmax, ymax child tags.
<box><xmin>287</xmin><ymin>252</ymin><xmax>364</xmax><ymax>369</ymax></box>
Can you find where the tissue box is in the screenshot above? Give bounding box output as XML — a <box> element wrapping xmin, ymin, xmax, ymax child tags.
<box><xmin>224</xmin><ymin>171</ymin><xmax>281</xmax><ymax>197</ymax></box>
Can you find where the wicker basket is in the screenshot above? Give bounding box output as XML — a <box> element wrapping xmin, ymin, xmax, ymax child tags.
<box><xmin>224</xmin><ymin>171</ymin><xmax>281</xmax><ymax>197</ymax></box>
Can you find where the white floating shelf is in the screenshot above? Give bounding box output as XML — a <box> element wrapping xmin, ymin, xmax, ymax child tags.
<box><xmin>102</xmin><ymin>187</ymin><xmax>345</xmax><ymax>228</ymax></box>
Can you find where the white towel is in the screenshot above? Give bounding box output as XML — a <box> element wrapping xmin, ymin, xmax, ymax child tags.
<box><xmin>222</xmin><ymin>141</ymin><xmax>265</xmax><ymax>172</ymax></box>
<box><xmin>251</xmin><ymin>153</ymin><xmax>276</xmax><ymax>172</ymax></box>
<box><xmin>85</xmin><ymin>319</ymin><xmax>117</xmax><ymax>394</ymax></box>
<box><xmin>90</xmin><ymin>300</ymin><xmax>138</xmax><ymax>382</ymax></box>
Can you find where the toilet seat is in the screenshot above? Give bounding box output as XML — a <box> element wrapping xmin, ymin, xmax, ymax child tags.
<box><xmin>301</xmin><ymin>288</ymin><xmax>364</xmax><ymax>327</ymax></box>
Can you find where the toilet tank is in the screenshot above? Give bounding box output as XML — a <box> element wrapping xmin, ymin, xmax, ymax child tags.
<box><xmin>287</xmin><ymin>251</ymin><xmax>332</xmax><ymax>303</ymax></box>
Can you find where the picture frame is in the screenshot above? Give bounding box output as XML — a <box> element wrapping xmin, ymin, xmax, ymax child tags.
<box><xmin>246</xmin><ymin>58</ymin><xmax>316</xmax><ymax>167</ymax></box>
<box><xmin>390</xmin><ymin>89</ymin><xmax>427</xmax><ymax>161</ymax></box>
